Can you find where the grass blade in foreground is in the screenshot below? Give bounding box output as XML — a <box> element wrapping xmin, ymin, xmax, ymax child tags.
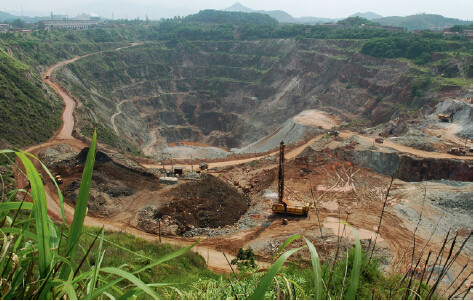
<box><xmin>341</xmin><ymin>221</ymin><xmax>362</xmax><ymax>300</ymax></box>
<box><xmin>249</xmin><ymin>246</ymin><xmax>304</xmax><ymax>300</ymax></box>
<box><xmin>304</xmin><ymin>237</ymin><xmax>324</xmax><ymax>300</ymax></box>
<box><xmin>272</xmin><ymin>234</ymin><xmax>302</xmax><ymax>260</ymax></box>
<box><xmin>64</xmin><ymin>128</ymin><xmax>97</xmax><ymax>260</ymax></box>
<box><xmin>88</xmin><ymin>240</ymin><xmax>201</xmax><ymax>299</ymax></box>
<box><xmin>28</xmin><ymin>153</ymin><xmax>66</xmax><ymax>225</ymax></box>
<box><xmin>15</xmin><ymin>152</ymin><xmax>51</xmax><ymax>279</ymax></box>
<box><xmin>100</xmin><ymin>267</ymin><xmax>160</xmax><ymax>299</ymax></box>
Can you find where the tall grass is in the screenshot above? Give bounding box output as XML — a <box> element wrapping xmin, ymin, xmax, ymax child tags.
<box><xmin>0</xmin><ymin>129</ymin><xmax>197</xmax><ymax>299</ymax></box>
<box><xmin>0</xmin><ymin>130</ymin><xmax>470</xmax><ymax>299</ymax></box>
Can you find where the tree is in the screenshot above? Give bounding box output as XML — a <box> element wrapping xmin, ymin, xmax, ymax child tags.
<box><xmin>231</xmin><ymin>247</ymin><xmax>257</xmax><ymax>270</ymax></box>
<box><xmin>10</xmin><ymin>18</ymin><xmax>27</xmax><ymax>29</ymax></box>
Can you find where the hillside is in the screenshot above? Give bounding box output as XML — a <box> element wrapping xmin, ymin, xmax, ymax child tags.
<box><xmin>374</xmin><ymin>13</ymin><xmax>472</xmax><ymax>30</ymax></box>
<box><xmin>349</xmin><ymin>12</ymin><xmax>383</xmax><ymax>20</ymax></box>
<box><xmin>0</xmin><ymin>19</ymin><xmax>471</xmax><ymax>153</ymax></box>
<box><xmin>0</xmin><ymin>27</ymin><xmax>147</xmax><ymax>148</ymax></box>
<box><xmin>222</xmin><ymin>2</ymin><xmax>336</xmax><ymax>24</ymax></box>
<box><xmin>183</xmin><ymin>9</ymin><xmax>278</xmax><ymax>25</ymax></box>
<box><xmin>1</xmin><ymin>16</ymin><xmax>472</xmax><ymax>300</ymax></box>
<box><xmin>0</xmin><ymin>49</ymin><xmax>62</xmax><ymax>148</ymax></box>
<box><xmin>55</xmin><ymin>34</ymin><xmax>471</xmax><ymax>156</ymax></box>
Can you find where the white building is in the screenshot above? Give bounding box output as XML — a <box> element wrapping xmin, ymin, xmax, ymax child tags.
<box><xmin>44</xmin><ymin>20</ymin><xmax>99</xmax><ymax>30</ymax></box>
<box><xmin>0</xmin><ymin>24</ymin><xmax>11</xmax><ymax>32</ymax></box>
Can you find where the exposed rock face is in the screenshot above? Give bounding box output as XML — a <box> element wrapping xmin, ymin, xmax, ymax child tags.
<box><xmin>302</xmin><ymin>136</ymin><xmax>472</xmax><ymax>182</ymax></box>
<box><xmin>38</xmin><ymin>144</ymin><xmax>79</xmax><ymax>168</ymax></box>
<box><xmin>334</xmin><ymin>146</ymin><xmax>473</xmax><ymax>182</ymax></box>
<box><xmin>396</xmin><ymin>156</ymin><xmax>472</xmax><ymax>182</ymax></box>
<box><xmin>56</xmin><ymin>39</ymin><xmax>462</xmax><ymax>155</ymax></box>
<box><xmin>137</xmin><ymin>206</ymin><xmax>179</xmax><ymax>236</ymax></box>
<box><xmin>60</xmin><ymin>147</ymin><xmax>160</xmax><ymax>217</ymax></box>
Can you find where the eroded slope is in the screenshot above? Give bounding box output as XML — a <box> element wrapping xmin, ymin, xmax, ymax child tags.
<box><xmin>56</xmin><ymin>39</ymin><xmax>471</xmax><ymax>156</ymax></box>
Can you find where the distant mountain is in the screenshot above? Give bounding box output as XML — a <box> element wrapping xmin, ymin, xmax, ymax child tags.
<box><xmin>262</xmin><ymin>10</ymin><xmax>294</xmax><ymax>23</ymax></box>
<box><xmin>222</xmin><ymin>2</ymin><xmax>337</xmax><ymax>24</ymax></box>
<box><xmin>0</xmin><ymin>11</ymin><xmax>45</xmax><ymax>23</ymax></box>
<box><xmin>224</xmin><ymin>2</ymin><xmax>254</xmax><ymax>13</ymax></box>
<box><xmin>374</xmin><ymin>14</ymin><xmax>472</xmax><ymax>30</ymax></box>
<box><xmin>0</xmin><ymin>11</ymin><xmax>17</xmax><ymax>22</ymax></box>
<box><xmin>183</xmin><ymin>9</ymin><xmax>278</xmax><ymax>26</ymax></box>
<box><xmin>349</xmin><ymin>12</ymin><xmax>383</xmax><ymax>20</ymax></box>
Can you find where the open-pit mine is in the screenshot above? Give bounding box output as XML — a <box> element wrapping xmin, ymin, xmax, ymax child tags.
<box><xmin>16</xmin><ymin>36</ymin><xmax>473</xmax><ymax>296</ymax></box>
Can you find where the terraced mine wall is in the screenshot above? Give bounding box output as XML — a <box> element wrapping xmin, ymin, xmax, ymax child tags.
<box><xmin>335</xmin><ymin>148</ymin><xmax>473</xmax><ymax>182</ymax></box>
<box><xmin>56</xmin><ymin>38</ymin><xmax>461</xmax><ymax>155</ymax></box>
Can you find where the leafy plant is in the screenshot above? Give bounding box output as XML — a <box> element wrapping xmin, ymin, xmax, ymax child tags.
<box><xmin>231</xmin><ymin>247</ymin><xmax>257</xmax><ymax>270</ymax></box>
<box><xmin>0</xmin><ymin>129</ymin><xmax>195</xmax><ymax>299</ymax></box>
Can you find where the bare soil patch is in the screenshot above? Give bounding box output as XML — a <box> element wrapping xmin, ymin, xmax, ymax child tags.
<box><xmin>153</xmin><ymin>174</ymin><xmax>250</xmax><ymax>233</ymax></box>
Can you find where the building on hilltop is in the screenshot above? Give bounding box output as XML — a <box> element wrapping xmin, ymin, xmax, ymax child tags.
<box><xmin>0</xmin><ymin>24</ymin><xmax>11</xmax><ymax>32</ymax></box>
<box><xmin>464</xmin><ymin>29</ymin><xmax>473</xmax><ymax>40</ymax></box>
<box><xmin>44</xmin><ymin>20</ymin><xmax>100</xmax><ymax>30</ymax></box>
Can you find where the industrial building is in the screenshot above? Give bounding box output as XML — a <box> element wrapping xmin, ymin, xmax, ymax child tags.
<box><xmin>44</xmin><ymin>20</ymin><xmax>99</xmax><ymax>30</ymax></box>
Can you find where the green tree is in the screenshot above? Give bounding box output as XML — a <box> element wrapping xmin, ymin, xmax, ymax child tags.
<box><xmin>10</xmin><ymin>18</ymin><xmax>27</xmax><ymax>29</ymax></box>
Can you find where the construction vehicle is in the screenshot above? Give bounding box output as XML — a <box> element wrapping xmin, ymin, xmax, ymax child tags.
<box><xmin>271</xmin><ymin>142</ymin><xmax>309</xmax><ymax>216</ymax></box>
<box><xmin>375</xmin><ymin>138</ymin><xmax>384</xmax><ymax>144</ymax></box>
<box><xmin>199</xmin><ymin>162</ymin><xmax>208</xmax><ymax>171</ymax></box>
<box><xmin>54</xmin><ymin>174</ymin><xmax>63</xmax><ymax>184</ymax></box>
<box><xmin>448</xmin><ymin>147</ymin><xmax>466</xmax><ymax>155</ymax></box>
<box><xmin>438</xmin><ymin>113</ymin><xmax>454</xmax><ymax>123</ymax></box>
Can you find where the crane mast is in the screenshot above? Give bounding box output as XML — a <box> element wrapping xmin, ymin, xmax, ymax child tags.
<box><xmin>278</xmin><ymin>141</ymin><xmax>285</xmax><ymax>204</ymax></box>
<box><xmin>271</xmin><ymin>141</ymin><xmax>309</xmax><ymax>216</ymax></box>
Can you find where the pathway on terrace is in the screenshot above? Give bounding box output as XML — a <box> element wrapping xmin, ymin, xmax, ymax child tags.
<box><xmin>19</xmin><ymin>43</ymin><xmax>472</xmax><ymax>273</ymax></box>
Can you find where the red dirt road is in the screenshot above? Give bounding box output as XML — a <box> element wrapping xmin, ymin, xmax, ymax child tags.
<box><xmin>17</xmin><ymin>44</ymin><xmax>472</xmax><ymax>275</ymax></box>
<box><xmin>17</xmin><ymin>46</ymin><xmax>243</xmax><ymax>273</ymax></box>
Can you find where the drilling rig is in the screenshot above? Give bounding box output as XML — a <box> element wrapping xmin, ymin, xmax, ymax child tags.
<box><xmin>271</xmin><ymin>141</ymin><xmax>309</xmax><ymax>216</ymax></box>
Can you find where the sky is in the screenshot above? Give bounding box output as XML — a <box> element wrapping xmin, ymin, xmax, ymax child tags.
<box><xmin>1</xmin><ymin>0</ymin><xmax>472</xmax><ymax>20</ymax></box>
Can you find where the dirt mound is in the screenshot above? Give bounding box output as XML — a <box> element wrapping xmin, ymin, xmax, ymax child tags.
<box><xmin>153</xmin><ymin>174</ymin><xmax>250</xmax><ymax>234</ymax></box>
<box><xmin>77</xmin><ymin>148</ymin><xmax>112</xmax><ymax>164</ymax></box>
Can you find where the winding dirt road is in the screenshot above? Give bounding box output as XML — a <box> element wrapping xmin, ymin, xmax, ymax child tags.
<box><xmin>19</xmin><ymin>44</ymin><xmax>472</xmax><ymax>274</ymax></box>
<box><xmin>20</xmin><ymin>45</ymin><xmax>243</xmax><ymax>273</ymax></box>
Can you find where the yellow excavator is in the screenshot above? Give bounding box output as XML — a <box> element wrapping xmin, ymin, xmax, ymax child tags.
<box><xmin>271</xmin><ymin>141</ymin><xmax>309</xmax><ymax>216</ymax></box>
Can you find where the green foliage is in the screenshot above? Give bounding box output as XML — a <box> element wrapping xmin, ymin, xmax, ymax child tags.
<box><xmin>410</xmin><ymin>77</ymin><xmax>432</xmax><ymax>98</ymax></box>
<box><xmin>343</xmin><ymin>222</ymin><xmax>362</xmax><ymax>299</ymax></box>
<box><xmin>231</xmin><ymin>247</ymin><xmax>256</xmax><ymax>270</ymax></box>
<box><xmin>449</xmin><ymin>23</ymin><xmax>473</xmax><ymax>33</ymax></box>
<box><xmin>80</xmin><ymin>122</ymin><xmax>143</xmax><ymax>156</ymax></box>
<box><xmin>0</xmin><ymin>133</ymin><xmax>202</xmax><ymax>299</ymax></box>
<box><xmin>250</xmin><ymin>245</ymin><xmax>303</xmax><ymax>299</ymax></box>
<box><xmin>9</xmin><ymin>19</ymin><xmax>28</xmax><ymax>29</ymax></box>
<box><xmin>304</xmin><ymin>237</ymin><xmax>323</xmax><ymax>299</ymax></box>
<box><xmin>374</xmin><ymin>14</ymin><xmax>471</xmax><ymax>31</ymax></box>
<box><xmin>0</xmin><ymin>49</ymin><xmax>62</xmax><ymax>148</ymax></box>
<box><xmin>338</xmin><ymin>17</ymin><xmax>379</xmax><ymax>27</ymax></box>
<box><xmin>360</xmin><ymin>35</ymin><xmax>471</xmax><ymax>64</ymax></box>
<box><xmin>183</xmin><ymin>9</ymin><xmax>278</xmax><ymax>26</ymax></box>
<box><xmin>64</xmin><ymin>129</ymin><xmax>97</xmax><ymax>263</ymax></box>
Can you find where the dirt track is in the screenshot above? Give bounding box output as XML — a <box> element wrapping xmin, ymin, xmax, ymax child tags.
<box><xmin>17</xmin><ymin>46</ymin><xmax>472</xmax><ymax>277</ymax></box>
<box><xmin>17</xmin><ymin>45</ymin><xmax>245</xmax><ymax>273</ymax></box>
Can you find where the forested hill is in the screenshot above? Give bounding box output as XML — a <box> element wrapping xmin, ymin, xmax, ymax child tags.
<box><xmin>374</xmin><ymin>14</ymin><xmax>472</xmax><ymax>30</ymax></box>
<box><xmin>183</xmin><ymin>9</ymin><xmax>278</xmax><ymax>26</ymax></box>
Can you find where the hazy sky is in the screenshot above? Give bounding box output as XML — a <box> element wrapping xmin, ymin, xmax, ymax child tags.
<box><xmin>1</xmin><ymin>0</ymin><xmax>473</xmax><ymax>20</ymax></box>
